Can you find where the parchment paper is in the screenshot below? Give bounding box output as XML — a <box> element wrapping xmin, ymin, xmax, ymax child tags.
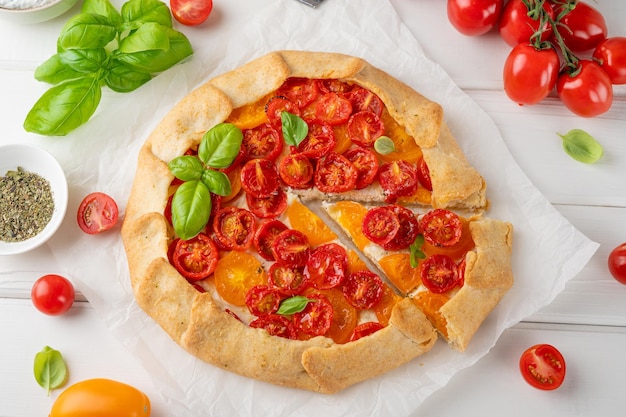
<box><xmin>36</xmin><ymin>0</ymin><xmax>598</xmax><ymax>415</ymax></box>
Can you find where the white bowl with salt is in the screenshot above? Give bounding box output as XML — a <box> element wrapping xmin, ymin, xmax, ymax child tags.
<box><xmin>0</xmin><ymin>0</ymin><xmax>79</xmax><ymax>24</ymax></box>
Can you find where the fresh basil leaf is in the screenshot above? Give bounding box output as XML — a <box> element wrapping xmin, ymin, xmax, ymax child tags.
<box><xmin>58</xmin><ymin>14</ymin><xmax>117</xmax><ymax>50</ymax></box>
<box><xmin>120</xmin><ymin>0</ymin><xmax>172</xmax><ymax>29</ymax></box>
<box><xmin>104</xmin><ymin>60</ymin><xmax>152</xmax><ymax>92</ymax></box>
<box><xmin>171</xmin><ymin>180</ymin><xmax>212</xmax><ymax>240</ymax></box>
<box><xmin>81</xmin><ymin>0</ymin><xmax>122</xmax><ymax>28</ymax></box>
<box><xmin>34</xmin><ymin>54</ymin><xmax>84</xmax><ymax>84</ymax></box>
<box><xmin>168</xmin><ymin>155</ymin><xmax>204</xmax><ymax>181</ymax></box>
<box><xmin>558</xmin><ymin>129</ymin><xmax>604</xmax><ymax>164</ymax></box>
<box><xmin>118</xmin><ymin>22</ymin><xmax>170</xmax><ymax>53</ymax></box>
<box><xmin>58</xmin><ymin>48</ymin><xmax>108</xmax><ymax>73</ymax></box>
<box><xmin>114</xmin><ymin>27</ymin><xmax>192</xmax><ymax>73</ymax></box>
<box><xmin>281</xmin><ymin>112</ymin><xmax>308</xmax><ymax>147</ymax></box>
<box><xmin>33</xmin><ymin>346</ymin><xmax>68</xmax><ymax>396</ymax></box>
<box><xmin>201</xmin><ymin>169</ymin><xmax>232</xmax><ymax>197</ymax></box>
<box><xmin>409</xmin><ymin>234</ymin><xmax>426</xmax><ymax>268</ymax></box>
<box><xmin>24</xmin><ymin>75</ymin><xmax>102</xmax><ymax>136</ymax></box>
<box><xmin>374</xmin><ymin>136</ymin><xmax>395</xmax><ymax>155</ymax></box>
<box><xmin>277</xmin><ymin>295</ymin><xmax>313</xmax><ymax>315</ymax></box>
<box><xmin>198</xmin><ymin>123</ymin><xmax>244</xmax><ymax>169</ymax></box>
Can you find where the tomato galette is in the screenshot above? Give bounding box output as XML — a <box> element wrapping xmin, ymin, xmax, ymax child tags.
<box><xmin>121</xmin><ymin>50</ymin><xmax>513</xmax><ymax>394</ymax></box>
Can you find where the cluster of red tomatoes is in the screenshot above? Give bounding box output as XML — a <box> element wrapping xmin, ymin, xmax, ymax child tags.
<box><xmin>447</xmin><ymin>0</ymin><xmax>625</xmax><ymax>117</ymax></box>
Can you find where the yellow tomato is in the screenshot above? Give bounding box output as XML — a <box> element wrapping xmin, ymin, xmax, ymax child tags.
<box><xmin>214</xmin><ymin>251</ymin><xmax>268</xmax><ymax>306</ymax></box>
<box><xmin>225</xmin><ymin>95</ymin><xmax>271</xmax><ymax>130</ymax></box>
<box><xmin>412</xmin><ymin>292</ymin><xmax>450</xmax><ymax>338</ymax></box>
<box><xmin>49</xmin><ymin>378</ymin><xmax>150</xmax><ymax>417</ymax></box>
<box><xmin>379</xmin><ymin>109</ymin><xmax>423</xmax><ymax>164</ymax></box>
<box><xmin>286</xmin><ymin>200</ymin><xmax>337</xmax><ymax>246</ymax></box>
<box><xmin>378</xmin><ymin>253</ymin><xmax>421</xmax><ymax>294</ymax></box>
<box><xmin>326</xmin><ymin>201</ymin><xmax>369</xmax><ymax>251</ymax></box>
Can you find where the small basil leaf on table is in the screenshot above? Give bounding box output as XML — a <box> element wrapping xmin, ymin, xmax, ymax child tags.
<box><xmin>121</xmin><ymin>0</ymin><xmax>173</xmax><ymax>29</ymax></box>
<box><xmin>81</xmin><ymin>0</ymin><xmax>123</xmax><ymax>27</ymax></box>
<box><xmin>277</xmin><ymin>296</ymin><xmax>314</xmax><ymax>315</ymax></box>
<box><xmin>199</xmin><ymin>123</ymin><xmax>244</xmax><ymax>169</ymax></box>
<box><xmin>168</xmin><ymin>155</ymin><xmax>204</xmax><ymax>181</ymax></box>
<box><xmin>201</xmin><ymin>169</ymin><xmax>232</xmax><ymax>197</ymax></box>
<box><xmin>104</xmin><ymin>61</ymin><xmax>153</xmax><ymax>92</ymax></box>
<box><xmin>558</xmin><ymin>129</ymin><xmax>604</xmax><ymax>164</ymax></box>
<box><xmin>58</xmin><ymin>48</ymin><xmax>108</xmax><ymax>73</ymax></box>
<box><xmin>118</xmin><ymin>22</ymin><xmax>171</xmax><ymax>53</ymax></box>
<box><xmin>33</xmin><ymin>346</ymin><xmax>68</xmax><ymax>396</ymax></box>
<box><xmin>281</xmin><ymin>112</ymin><xmax>308</xmax><ymax>147</ymax></box>
<box><xmin>172</xmin><ymin>180</ymin><xmax>213</xmax><ymax>240</ymax></box>
<box><xmin>59</xmin><ymin>14</ymin><xmax>118</xmax><ymax>50</ymax></box>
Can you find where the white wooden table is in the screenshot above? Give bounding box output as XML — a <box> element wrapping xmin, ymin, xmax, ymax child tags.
<box><xmin>1</xmin><ymin>0</ymin><xmax>625</xmax><ymax>416</ymax></box>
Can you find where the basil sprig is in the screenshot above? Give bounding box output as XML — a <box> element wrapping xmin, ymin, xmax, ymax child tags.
<box><xmin>276</xmin><ymin>295</ymin><xmax>314</xmax><ymax>315</ymax></box>
<box><xmin>168</xmin><ymin>123</ymin><xmax>243</xmax><ymax>240</ymax></box>
<box><xmin>24</xmin><ymin>0</ymin><xmax>193</xmax><ymax>136</ymax></box>
<box><xmin>33</xmin><ymin>346</ymin><xmax>68</xmax><ymax>396</ymax></box>
<box><xmin>409</xmin><ymin>234</ymin><xmax>426</xmax><ymax>268</ymax></box>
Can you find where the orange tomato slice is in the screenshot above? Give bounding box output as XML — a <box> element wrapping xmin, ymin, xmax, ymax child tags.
<box><xmin>326</xmin><ymin>201</ymin><xmax>369</xmax><ymax>251</ymax></box>
<box><xmin>332</xmin><ymin>124</ymin><xmax>352</xmax><ymax>155</ymax></box>
<box><xmin>214</xmin><ymin>251</ymin><xmax>268</xmax><ymax>306</ymax></box>
<box><xmin>225</xmin><ymin>95</ymin><xmax>271</xmax><ymax>130</ymax></box>
<box><xmin>286</xmin><ymin>199</ymin><xmax>337</xmax><ymax>246</ymax></box>
<box><xmin>379</xmin><ymin>109</ymin><xmax>423</xmax><ymax>164</ymax></box>
<box><xmin>422</xmin><ymin>217</ymin><xmax>475</xmax><ymax>262</ymax></box>
<box><xmin>373</xmin><ymin>284</ymin><xmax>401</xmax><ymax>327</ymax></box>
<box><xmin>378</xmin><ymin>253</ymin><xmax>422</xmax><ymax>294</ymax></box>
<box><xmin>412</xmin><ymin>291</ymin><xmax>450</xmax><ymax>338</ymax></box>
<box><xmin>347</xmin><ymin>249</ymin><xmax>368</xmax><ymax>274</ymax></box>
<box><xmin>316</xmin><ymin>288</ymin><xmax>358</xmax><ymax>344</ymax></box>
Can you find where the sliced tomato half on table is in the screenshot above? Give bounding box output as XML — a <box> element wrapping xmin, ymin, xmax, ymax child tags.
<box><xmin>170</xmin><ymin>0</ymin><xmax>213</xmax><ymax>26</ymax></box>
<box><xmin>519</xmin><ymin>344</ymin><xmax>566</xmax><ymax>390</ymax></box>
<box><xmin>77</xmin><ymin>192</ymin><xmax>119</xmax><ymax>234</ymax></box>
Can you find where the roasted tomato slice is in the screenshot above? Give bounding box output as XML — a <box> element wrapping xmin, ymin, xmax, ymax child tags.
<box><xmin>297</xmin><ymin>120</ymin><xmax>336</xmax><ymax>159</ymax></box>
<box><xmin>242</xmin><ymin>123</ymin><xmax>283</xmax><ymax>161</ymax></box>
<box><xmin>420</xmin><ymin>254</ymin><xmax>460</xmax><ymax>294</ymax></box>
<box><xmin>240</xmin><ymin>158</ymin><xmax>280</xmax><ymax>198</ymax></box>
<box><xmin>172</xmin><ymin>233</ymin><xmax>219</xmax><ymax>281</ymax></box>
<box><xmin>317</xmin><ymin>287</ymin><xmax>358</xmax><ymax>344</ymax></box>
<box><xmin>519</xmin><ymin>344</ymin><xmax>566</xmax><ymax>390</ymax></box>
<box><xmin>212</xmin><ymin>206</ymin><xmax>256</xmax><ymax>251</ymax></box>
<box><xmin>314</xmin><ymin>151</ymin><xmax>358</xmax><ymax>193</ymax></box>
<box><xmin>378</xmin><ymin>160</ymin><xmax>419</xmax><ymax>203</ymax></box>
<box><xmin>419</xmin><ymin>209</ymin><xmax>463</xmax><ymax>247</ymax></box>
<box><xmin>342</xmin><ymin>270</ymin><xmax>384</xmax><ymax>310</ymax></box>
<box><xmin>254</xmin><ymin>219</ymin><xmax>288</xmax><ymax>261</ymax></box>
<box><xmin>347</xmin><ymin>111</ymin><xmax>385</xmax><ymax>147</ymax></box>
<box><xmin>381</xmin><ymin>205</ymin><xmax>419</xmax><ymax>251</ymax></box>
<box><xmin>268</xmin><ymin>264</ymin><xmax>309</xmax><ymax>295</ymax></box>
<box><xmin>245</xmin><ymin>285</ymin><xmax>283</xmax><ymax>316</ymax></box>
<box><xmin>314</xmin><ymin>92</ymin><xmax>353</xmax><ymax>125</ymax></box>
<box><xmin>214</xmin><ymin>251</ymin><xmax>267</xmax><ymax>306</ymax></box>
<box><xmin>417</xmin><ymin>157</ymin><xmax>432</xmax><ymax>191</ymax></box>
<box><xmin>316</xmin><ymin>79</ymin><xmax>353</xmax><ymax>95</ymax></box>
<box><xmin>271</xmin><ymin>229</ymin><xmax>311</xmax><ymax>268</ymax></box>
<box><xmin>276</xmin><ymin>77</ymin><xmax>320</xmax><ymax>109</ymax></box>
<box><xmin>285</xmin><ymin>199</ymin><xmax>337</xmax><ymax>246</ymax></box>
<box><xmin>343</xmin><ymin>147</ymin><xmax>379</xmax><ymax>189</ymax></box>
<box><xmin>362</xmin><ymin>205</ymin><xmax>401</xmax><ymax>247</ymax></box>
<box><xmin>278</xmin><ymin>153</ymin><xmax>315</xmax><ymax>189</ymax></box>
<box><xmin>292</xmin><ymin>293</ymin><xmax>334</xmax><ymax>336</ymax></box>
<box><xmin>265</xmin><ymin>96</ymin><xmax>301</xmax><ymax>129</ymax></box>
<box><xmin>305</xmin><ymin>243</ymin><xmax>349</xmax><ymax>290</ymax></box>
<box><xmin>345</xmin><ymin>85</ymin><xmax>384</xmax><ymax>116</ymax></box>
<box><xmin>250</xmin><ymin>314</ymin><xmax>297</xmax><ymax>339</ymax></box>
<box><xmin>349</xmin><ymin>322</ymin><xmax>384</xmax><ymax>342</ymax></box>
<box><xmin>246</xmin><ymin>188</ymin><xmax>288</xmax><ymax>219</ymax></box>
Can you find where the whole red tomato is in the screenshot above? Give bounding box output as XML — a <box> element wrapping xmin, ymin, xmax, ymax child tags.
<box><xmin>556</xmin><ymin>60</ymin><xmax>613</xmax><ymax>117</ymax></box>
<box><xmin>608</xmin><ymin>243</ymin><xmax>626</xmax><ymax>285</ymax></box>
<box><xmin>447</xmin><ymin>0</ymin><xmax>504</xmax><ymax>36</ymax></box>
<box><xmin>555</xmin><ymin>1</ymin><xmax>607</xmax><ymax>52</ymax></box>
<box><xmin>31</xmin><ymin>274</ymin><xmax>75</xmax><ymax>316</ymax></box>
<box><xmin>499</xmin><ymin>0</ymin><xmax>554</xmax><ymax>47</ymax></box>
<box><xmin>503</xmin><ymin>43</ymin><xmax>559</xmax><ymax>105</ymax></box>
<box><xmin>593</xmin><ymin>37</ymin><xmax>626</xmax><ymax>85</ymax></box>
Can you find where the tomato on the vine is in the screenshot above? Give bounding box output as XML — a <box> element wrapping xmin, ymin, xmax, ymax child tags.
<box><xmin>593</xmin><ymin>37</ymin><xmax>626</xmax><ymax>85</ymax></box>
<box><xmin>519</xmin><ymin>344</ymin><xmax>566</xmax><ymax>390</ymax></box>
<box><xmin>556</xmin><ymin>60</ymin><xmax>613</xmax><ymax>118</ymax></box>
<box><xmin>608</xmin><ymin>243</ymin><xmax>626</xmax><ymax>285</ymax></box>
<box><xmin>31</xmin><ymin>274</ymin><xmax>75</xmax><ymax>316</ymax></box>
<box><xmin>503</xmin><ymin>43</ymin><xmax>559</xmax><ymax>105</ymax></box>
<box><xmin>447</xmin><ymin>0</ymin><xmax>504</xmax><ymax>36</ymax></box>
<box><xmin>170</xmin><ymin>0</ymin><xmax>212</xmax><ymax>26</ymax></box>
<box><xmin>498</xmin><ymin>0</ymin><xmax>554</xmax><ymax>46</ymax></box>
<box><xmin>555</xmin><ymin>1</ymin><xmax>607</xmax><ymax>52</ymax></box>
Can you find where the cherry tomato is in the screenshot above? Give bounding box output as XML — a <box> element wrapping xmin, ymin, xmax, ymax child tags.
<box><xmin>171</xmin><ymin>233</ymin><xmax>219</xmax><ymax>280</ymax></box>
<box><xmin>556</xmin><ymin>60</ymin><xmax>613</xmax><ymax>118</ymax></box>
<box><xmin>378</xmin><ymin>160</ymin><xmax>419</xmax><ymax>204</ymax></box>
<box><xmin>420</xmin><ymin>254</ymin><xmax>460</xmax><ymax>294</ymax></box>
<box><xmin>343</xmin><ymin>147</ymin><xmax>379</xmax><ymax>190</ymax></box>
<box><xmin>503</xmin><ymin>43</ymin><xmax>560</xmax><ymax>105</ymax></box>
<box><xmin>250</xmin><ymin>314</ymin><xmax>297</xmax><ymax>339</ymax></box>
<box><xmin>593</xmin><ymin>37</ymin><xmax>626</xmax><ymax>85</ymax></box>
<box><xmin>212</xmin><ymin>207</ymin><xmax>256</xmax><ymax>251</ymax></box>
<box><xmin>276</xmin><ymin>77</ymin><xmax>320</xmax><ymax>109</ymax></box>
<box><xmin>242</xmin><ymin>123</ymin><xmax>283</xmax><ymax>161</ymax></box>
<box><xmin>292</xmin><ymin>293</ymin><xmax>334</xmax><ymax>336</ymax></box>
<box><xmin>349</xmin><ymin>322</ymin><xmax>384</xmax><ymax>342</ymax></box>
<box><xmin>278</xmin><ymin>153</ymin><xmax>315</xmax><ymax>189</ymax></box>
<box><xmin>419</xmin><ymin>209</ymin><xmax>463</xmax><ymax>247</ymax></box>
<box><xmin>49</xmin><ymin>378</ymin><xmax>150</xmax><ymax>417</ymax></box>
<box><xmin>77</xmin><ymin>192</ymin><xmax>119</xmax><ymax>234</ymax></box>
<box><xmin>297</xmin><ymin>121</ymin><xmax>336</xmax><ymax>159</ymax></box>
<box><xmin>245</xmin><ymin>285</ymin><xmax>282</xmax><ymax>316</ymax></box>
<box><xmin>214</xmin><ymin>251</ymin><xmax>268</xmax><ymax>306</ymax></box>
<box><xmin>314</xmin><ymin>92</ymin><xmax>353</xmax><ymax>125</ymax></box>
<box><xmin>347</xmin><ymin>111</ymin><xmax>385</xmax><ymax>147</ymax></box>
<box><xmin>170</xmin><ymin>0</ymin><xmax>212</xmax><ymax>26</ymax></box>
<box><xmin>240</xmin><ymin>158</ymin><xmax>280</xmax><ymax>198</ymax></box>
<box><xmin>519</xmin><ymin>344</ymin><xmax>566</xmax><ymax>390</ymax></box>
<box><xmin>381</xmin><ymin>205</ymin><xmax>420</xmax><ymax>251</ymax></box>
<box><xmin>269</xmin><ymin>264</ymin><xmax>309</xmax><ymax>295</ymax></box>
<box><xmin>555</xmin><ymin>1</ymin><xmax>607</xmax><ymax>52</ymax></box>
<box><xmin>345</xmin><ymin>86</ymin><xmax>384</xmax><ymax>116</ymax></box>
<box><xmin>362</xmin><ymin>206</ymin><xmax>401</xmax><ymax>247</ymax></box>
<box><xmin>246</xmin><ymin>188</ymin><xmax>288</xmax><ymax>219</ymax></box>
<box><xmin>316</xmin><ymin>79</ymin><xmax>353</xmax><ymax>95</ymax></box>
<box><xmin>498</xmin><ymin>0</ymin><xmax>554</xmax><ymax>46</ymax></box>
<box><xmin>265</xmin><ymin>96</ymin><xmax>300</xmax><ymax>129</ymax></box>
<box><xmin>447</xmin><ymin>0</ymin><xmax>504</xmax><ymax>36</ymax></box>
<box><xmin>314</xmin><ymin>152</ymin><xmax>358</xmax><ymax>193</ymax></box>
<box><xmin>305</xmin><ymin>243</ymin><xmax>348</xmax><ymax>290</ymax></box>
<box><xmin>417</xmin><ymin>157</ymin><xmax>432</xmax><ymax>191</ymax></box>
<box><xmin>608</xmin><ymin>242</ymin><xmax>626</xmax><ymax>285</ymax></box>
<box><xmin>271</xmin><ymin>229</ymin><xmax>311</xmax><ymax>268</ymax></box>
<box><xmin>253</xmin><ymin>219</ymin><xmax>288</xmax><ymax>261</ymax></box>
<box><xmin>31</xmin><ymin>274</ymin><xmax>75</xmax><ymax>316</ymax></box>
<box><xmin>342</xmin><ymin>270</ymin><xmax>384</xmax><ymax>309</ymax></box>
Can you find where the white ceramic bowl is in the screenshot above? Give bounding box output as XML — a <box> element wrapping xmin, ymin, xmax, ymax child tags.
<box><xmin>0</xmin><ymin>0</ymin><xmax>79</xmax><ymax>24</ymax></box>
<box><xmin>0</xmin><ymin>144</ymin><xmax>68</xmax><ymax>255</ymax></box>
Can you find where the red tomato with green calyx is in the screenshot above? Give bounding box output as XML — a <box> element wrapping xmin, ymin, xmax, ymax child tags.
<box><xmin>31</xmin><ymin>274</ymin><xmax>75</xmax><ymax>316</ymax></box>
<box><xmin>170</xmin><ymin>0</ymin><xmax>212</xmax><ymax>26</ymax></box>
<box><xmin>498</xmin><ymin>0</ymin><xmax>554</xmax><ymax>47</ymax></box>
<box><xmin>447</xmin><ymin>0</ymin><xmax>504</xmax><ymax>36</ymax></box>
<box><xmin>519</xmin><ymin>344</ymin><xmax>566</xmax><ymax>390</ymax></box>
<box><xmin>503</xmin><ymin>43</ymin><xmax>560</xmax><ymax>105</ymax></box>
<box><xmin>556</xmin><ymin>60</ymin><xmax>613</xmax><ymax>118</ymax></box>
<box><xmin>593</xmin><ymin>37</ymin><xmax>626</xmax><ymax>85</ymax></box>
<box><xmin>77</xmin><ymin>192</ymin><xmax>119</xmax><ymax>234</ymax></box>
<box><xmin>608</xmin><ymin>243</ymin><xmax>626</xmax><ymax>285</ymax></box>
<box><xmin>555</xmin><ymin>1</ymin><xmax>607</xmax><ymax>52</ymax></box>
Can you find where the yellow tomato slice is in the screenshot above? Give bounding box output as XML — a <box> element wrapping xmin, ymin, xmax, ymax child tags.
<box><xmin>286</xmin><ymin>200</ymin><xmax>337</xmax><ymax>246</ymax></box>
<box><xmin>379</xmin><ymin>109</ymin><xmax>423</xmax><ymax>164</ymax></box>
<box><xmin>412</xmin><ymin>291</ymin><xmax>450</xmax><ymax>338</ymax></box>
<box><xmin>317</xmin><ymin>288</ymin><xmax>358</xmax><ymax>344</ymax></box>
<box><xmin>326</xmin><ymin>201</ymin><xmax>369</xmax><ymax>251</ymax></box>
<box><xmin>347</xmin><ymin>249</ymin><xmax>368</xmax><ymax>274</ymax></box>
<box><xmin>225</xmin><ymin>95</ymin><xmax>271</xmax><ymax>130</ymax></box>
<box><xmin>378</xmin><ymin>253</ymin><xmax>422</xmax><ymax>294</ymax></box>
<box><xmin>373</xmin><ymin>284</ymin><xmax>401</xmax><ymax>327</ymax></box>
<box><xmin>332</xmin><ymin>124</ymin><xmax>352</xmax><ymax>155</ymax></box>
<box><xmin>214</xmin><ymin>251</ymin><xmax>268</xmax><ymax>306</ymax></box>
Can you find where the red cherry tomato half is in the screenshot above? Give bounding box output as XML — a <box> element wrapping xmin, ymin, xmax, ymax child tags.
<box><xmin>170</xmin><ymin>0</ymin><xmax>212</xmax><ymax>26</ymax></box>
<box><xmin>556</xmin><ymin>60</ymin><xmax>613</xmax><ymax>118</ymax></box>
<box><xmin>271</xmin><ymin>229</ymin><xmax>311</xmax><ymax>268</ymax></box>
<box><xmin>314</xmin><ymin>152</ymin><xmax>358</xmax><ymax>193</ymax></box>
<box><xmin>254</xmin><ymin>219</ymin><xmax>288</xmax><ymax>261</ymax></box>
<box><xmin>276</xmin><ymin>77</ymin><xmax>320</xmax><ymax>109</ymax></box>
<box><xmin>378</xmin><ymin>160</ymin><xmax>418</xmax><ymax>204</ymax></box>
<box><xmin>519</xmin><ymin>344</ymin><xmax>566</xmax><ymax>390</ymax></box>
<box><xmin>265</xmin><ymin>96</ymin><xmax>300</xmax><ymax>129</ymax></box>
<box><xmin>555</xmin><ymin>1</ymin><xmax>607</xmax><ymax>52</ymax></box>
<box><xmin>447</xmin><ymin>0</ymin><xmax>504</xmax><ymax>36</ymax></box>
<box><xmin>297</xmin><ymin>121</ymin><xmax>336</xmax><ymax>159</ymax></box>
<box><xmin>172</xmin><ymin>233</ymin><xmax>219</xmax><ymax>280</ymax></box>
<box><xmin>349</xmin><ymin>322</ymin><xmax>384</xmax><ymax>342</ymax></box>
<box><xmin>381</xmin><ymin>205</ymin><xmax>419</xmax><ymax>251</ymax></box>
<box><xmin>420</xmin><ymin>254</ymin><xmax>460</xmax><ymax>294</ymax></box>
<box><xmin>498</xmin><ymin>0</ymin><xmax>554</xmax><ymax>47</ymax></box>
<box><xmin>269</xmin><ymin>264</ymin><xmax>309</xmax><ymax>295</ymax></box>
<box><xmin>305</xmin><ymin>243</ymin><xmax>349</xmax><ymax>290</ymax></box>
<box><xmin>342</xmin><ymin>270</ymin><xmax>384</xmax><ymax>309</ymax></box>
<box><xmin>593</xmin><ymin>37</ymin><xmax>626</xmax><ymax>85</ymax></box>
<box><xmin>242</xmin><ymin>123</ymin><xmax>283</xmax><ymax>161</ymax></box>
<box><xmin>212</xmin><ymin>207</ymin><xmax>256</xmax><ymax>251</ymax></box>
<box><xmin>345</xmin><ymin>86</ymin><xmax>384</xmax><ymax>117</ymax></box>
<box><xmin>343</xmin><ymin>147</ymin><xmax>379</xmax><ymax>190</ymax></box>
<box><xmin>31</xmin><ymin>274</ymin><xmax>75</xmax><ymax>315</ymax></box>
<box><xmin>314</xmin><ymin>92</ymin><xmax>353</xmax><ymax>126</ymax></box>
<box><xmin>77</xmin><ymin>192</ymin><xmax>119</xmax><ymax>234</ymax></box>
<box><xmin>503</xmin><ymin>43</ymin><xmax>560</xmax><ymax>105</ymax></box>
<box><xmin>246</xmin><ymin>188</ymin><xmax>288</xmax><ymax>219</ymax></box>
<box><xmin>347</xmin><ymin>111</ymin><xmax>385</xmax><ymax>147</ymax></box>
<box><xmin>419</xmin><ymin>209</ymin><xmax>463</xmax><ymax>247</ymax></box>
<box><xmin>362</xmin><ymin>206</ymin><xmax>401</xmax><ymax>247</ymax></box>
<box><xmin>250</xmin><ymin>314</ymin><xmax>297</xmax><ymax>339</ymax></box>
<box><xmin>245</xmin><ymin>285</ymin><xmax>282</xmax><ymax>316</ymax></box>
<box><xmin>278</xmin><ymin>153</ymin><xmax>315</xmax><ymax>189</ymax></box>
<box><xmin>292</xmin><ymin>293</ymin><xmax>334</xmax><ymax>336</ymax></box>
<box><xmin>240</xmin><ymin>158</ymin><xmax>280</xmax><ymax>198</ymax></box>
<box><xmin>417</xmin><ymin>157</ymin><xmax>432</xmax><ymax>191</ymax></box>
<box><xmin>608</xmin><ymin>242</ymin><xmax>626</xmax><ymax>285</ymax></box>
